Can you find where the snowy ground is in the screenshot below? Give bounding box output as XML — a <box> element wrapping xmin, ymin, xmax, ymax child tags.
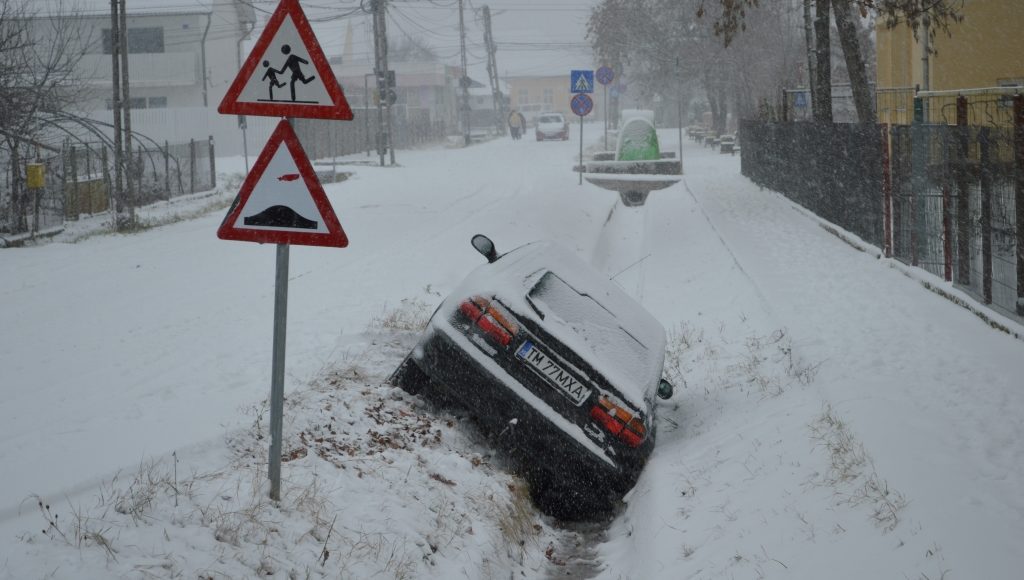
<box><xmin>1</xmin><ymin>125</ymin><xmax>1022</xmax><ymax>579</ymax></box>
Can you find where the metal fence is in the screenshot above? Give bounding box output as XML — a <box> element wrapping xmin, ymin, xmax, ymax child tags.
<box><xmin>1</xmin><ymin>137</ymin><xmax>216</xmax><ymax>238</ymax></box>
<box><xmin>890</xmin><ymin>123</ymin><xmax>1021</xmax><ymax>319</ymax></box>
<box><xmin>740</xmin><ymin>92</ymin><xmax>1024</xmax><ymax>321</ymax></box>
<box><xmin>740</xmin><ymin>120</ymin><xmax>884</xmax><ymax>248</ymax></box>
<box><xmin>292</xmin><ymin>106</ymin><xmax>449</xmax><ymax>162</ymax></box>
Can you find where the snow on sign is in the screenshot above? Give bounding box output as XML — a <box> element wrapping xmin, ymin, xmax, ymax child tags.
<box><xmin>218</xmin><ymin>119</ymin><xmax>348</xmax><ymax>247</ymax></box>
<box><xmin>218</xmin><ymin>0</ymin><xmax>353</xmax><ymax>120</ymax></box>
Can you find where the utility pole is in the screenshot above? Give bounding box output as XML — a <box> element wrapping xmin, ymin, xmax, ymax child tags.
<box><xmin>119</xmin><ymin>0</ymin><xmax>134</xmax><ymax>223</ymax></box>
<box><xmin>458</xmin><ymin>0</ymin><xmax>470</xmax><ymax>146</ymax></box>
<box><xmin>109</xmin><ymin>0</ymin><xmax>123</xmax><ymax>227</ymax></box>
<box><xmin>372</xmin><ymin>0</ymin><xmax>395</xmax><ymax>166</ymax></box>
<box><xmin>381</xmin><ymin>1</ymin><xmax>395</xmax><ymax>166</ymax></box>
<box><xmin>482</xmin><ymin>5</ymin><xmax>505</xmax><ymax>135</ymax></box>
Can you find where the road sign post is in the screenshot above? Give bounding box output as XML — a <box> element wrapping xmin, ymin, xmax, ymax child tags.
<box><xmin>596</xmin><ymin>66</ymin><xmax>614</xmax><ymax>151</ymax></box>
<box><xmin>218</xmin><ymin>0</ymin><xmax>353</xmax><ymax>502</ymax></box>
<box><xmin>268</xmin><ymin>241</ymin><xmax>289</xmax><ymax>501</ymax></box>
<box><xmin>571</xmin><ymin>93</ymin><xmax>594</xmax><ymax>185</ymax></box>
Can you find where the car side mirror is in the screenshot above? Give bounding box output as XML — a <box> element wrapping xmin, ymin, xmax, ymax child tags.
<box><xmin>471</xmin><ymin>234</ymin><xmax>499</xmax><ymax>263</ymax></box>
<box><xmin>657</xmin><ymin>379</ymin><xmax>674</xmax><ymax>400</ymax></box>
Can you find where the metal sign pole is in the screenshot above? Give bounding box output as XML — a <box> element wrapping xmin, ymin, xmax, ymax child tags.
<box><xmin>603</xmin><ymin>84</ymin><xmax>608</xmax><ymax>151</ymax></box>
<box><xmin>579</xmin><ymin>116</ymin><xmax>584</xmax><ymax>185</ymax></box>
<box><xmin>268</xmin><ymin>241</ymin><xmax>290</xmax><ymax>501</ymax></box>
<box><xmin>678</xmin><ymin>94</ymin><xmax>684</xmax><ymax>175</ymax></box>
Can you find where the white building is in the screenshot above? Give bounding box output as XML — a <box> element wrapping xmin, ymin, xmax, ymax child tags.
<box><xmin>33</xmin><ymin>0</ymin><xmax>256</xmax><ymax>111</ymax></box>
<box><xmin>28</xmin><ymin>0</ymin><xmax>269</xmax><ymax>156</ymax></box>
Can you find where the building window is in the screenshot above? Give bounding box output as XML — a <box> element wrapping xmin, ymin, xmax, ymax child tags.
<box><xmin>148</xmin><ymin>96</ymin><xmax>167</xmax><ymax>109</ymax></box>
<box><xmin>998</xmin><ymin>78</ymin><xmax>1023</xmax><ymax>108</ymax></box>
<box><xmin>518</xmin><ymin>89</ymin><xmax>528</xmax><ymax>104</ymax></box>
<box><xmin>543</xmin><ymin>88</ymin><xmax>553</xmax><ymax>105</ymax></box>
<box><xmin>102</xmin><ymin>27</ymin><xmax>165</xmax><ymax>54</ymax></box>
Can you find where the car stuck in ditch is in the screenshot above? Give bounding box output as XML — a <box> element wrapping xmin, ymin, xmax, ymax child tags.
<box><xmin>389</xmin><ymin>235</ymin><xmax>674</xmax><ymax>519</ymax></box>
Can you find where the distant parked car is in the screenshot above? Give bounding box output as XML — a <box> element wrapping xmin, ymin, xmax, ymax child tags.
<box><xmin>719</xmin><ymin>134</ymin><xmax>736</xmax><ymax>154</ymax></box>
<box><xmin>389</xmin><ymin>235</ymin><xmax>674</xmax><ymax>519</ymax></box>
<box><xmin>535</xmin><ymin>113</ymin><xmax>569</xmax><ymax>141</ymax></box>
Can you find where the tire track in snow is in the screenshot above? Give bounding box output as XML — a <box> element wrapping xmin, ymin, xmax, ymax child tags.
<box><xmin>542</xmin><ymin>519</ymin><xmax>610</xmax><ymax>579</ymax></box>
<box><xmin>680</xmin><ymin>178</ymin><xmax>776</xmax><ymax>316</ymax></box>
<box><xmin>544</xmin><ymin>199</ymin><xmax>655</xmax><ymax>578</ymax></box>
<box><xmin>590</xmin><ymin>200</ymin><xmax>653</xmax><ymax>302</ymax></box>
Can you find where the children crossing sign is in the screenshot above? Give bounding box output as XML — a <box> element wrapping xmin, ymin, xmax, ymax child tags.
<box><xmin>571</xmin><ymin>70</ymin><xmax>594</xmax><ymax>94</ymax></box>
<box><xmin>219</xmin><ymin>0</ymin><xmax>353</xmax><ymax>120</ymax></box>
<box><xmin>216</xmin><ymin>0</ymin><xmax>353</xmax><ymax>505</ymax></box>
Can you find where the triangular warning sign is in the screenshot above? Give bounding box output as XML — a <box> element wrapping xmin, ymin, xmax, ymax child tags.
<box><xmin>219</xmin><ymin>0</ymin><xmax>353</xmax><ymax>120</ymax></box>
<box><xmin>218</xmin><ymin>120</ymin><xmax>348</xmax><ymax>247</ymax></box>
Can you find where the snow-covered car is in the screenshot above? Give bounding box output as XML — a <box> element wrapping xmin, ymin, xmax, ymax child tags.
<box><xmin>389</xmin><ymin>235</ymin><xmax>674</xmax><ymax>519</ymax></box>
<box><xmin>535</xmin><ymin>113</ymin><xmax>569</xmax><ymax>141</ymax></box>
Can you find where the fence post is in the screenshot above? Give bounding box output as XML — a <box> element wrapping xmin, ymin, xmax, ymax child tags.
<box><xmin>955</xmin><ymin>95</ymin><xmax>971</xmax><ymax>286</ymax></box>
<box><xmin>1015</xmin><ymin>95</ymin><xmax>1024</xmax><ymax>315</ymax></box>
<box><xmin>881</xmin><ymin>124</ymin><xmax>893</xmax><ymax>257</ymax></box>
<box><xmin>68</xmin><ymin>146</ymin><xmax>78</xmax><ymax>220</ymax></box>
<box><xmin>910</xmin><ymin>101</ymin><xmax>926</xmax><ymax>267</ymax></box>
<box><xmin>942</xmin><ymin>173</ymin><xmax>953</xmax><ymax>283</ymax></box>
<box><xmin>189</xmin><ymin>138</ymin><xmax>196</xmax><ymax>194</ymax></box>
<box><xmin>164</xmin><ymin>141</ymin><xmax>170</xmax><ymax>199</ymax></box>
<box><xmin>978</xmin><ymin>128</ymin><xmax>993</xmax><ymax>304</ymax></box>
<box><xmin>101</xmin><ymin>146</ymin><xmax>111</xmax><ymax>214</ymax></box>
<box><xmin>208</xmin><ymin>135</ymin><xmax>216</xmax><ymax>190</ymax></box>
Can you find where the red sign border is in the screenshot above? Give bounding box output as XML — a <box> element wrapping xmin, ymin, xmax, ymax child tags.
<box><xmin>218</xmin><ymin>0</ymin><xmax>353</xmax><ymax>120</ymax></box>
<box><xmin>217</xmin><ymin>119</ymin><xmax>348</xmax><ymax>247</ymax></box>
<box><xmin>571</xmin><ymin>93</ymin><xmax>593</xmax><ymax>117</ymax></box>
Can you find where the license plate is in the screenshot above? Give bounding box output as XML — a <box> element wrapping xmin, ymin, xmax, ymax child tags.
<box><xmin>515</xmin><ymin>340</ymin><xmax>591</xmax><ymax>406</ymax></box>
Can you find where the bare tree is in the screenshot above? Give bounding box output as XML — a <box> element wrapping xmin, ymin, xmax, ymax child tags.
<box><xmin>833</xmin><ymin>0</ymin><xmax>874</xmax><ymax>123</ymax></box>
<box><xmin>588</xmin><ymin>0</ymin><xmax>801</xmax><ymax>132</ymax></box>
<box><xmin>0</xmin><ymin>0</ymin><xmax>92</xmax><ymax>234</ymax></box>
<box><xmin>812</xmin><ymin>0</ymin><xmax>833</xmax><ymax>123</ymax></box>
<box><xmin>697</xmin><ymin>0</ymin><xmax>964</xmax><ymax>124</ymax></box>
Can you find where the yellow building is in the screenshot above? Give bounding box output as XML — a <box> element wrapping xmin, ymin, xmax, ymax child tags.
<box><xmin>507</xmin><ymin>75</ymin><xmax>573</xmax><ymax>124</ymax></box>
<box><xmin>875</xmin><ymin>0</ymin><xmax>1024</xmax><ymax>124</ymax></box>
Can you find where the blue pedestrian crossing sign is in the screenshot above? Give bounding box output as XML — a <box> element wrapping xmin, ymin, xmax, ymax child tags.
<box><xmin>571</xmin><ymin>70</ymin><xmax>594</xmax><ymax>94</ymax></box>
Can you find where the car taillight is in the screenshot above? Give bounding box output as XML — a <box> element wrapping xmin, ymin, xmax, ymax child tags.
<box><xmin>458</xmin><ymin>295</ymin><xmax>519</xmax><ymax>347</ymax></box>
<box><xmin>590</xmin><ymin>396</ymin><xmax>646</xmax><ymax>448</ymax></box>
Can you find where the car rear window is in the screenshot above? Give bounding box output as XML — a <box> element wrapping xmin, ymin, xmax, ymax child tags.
<box><xmin>538</xmin><ymin>115</ymin><xmax>562</xmax><ymax>123</ymax></box>
<box><xmin>527</xmin><ymin>271</ymin><xmax>649</xmax><ymax>383</ymax></box>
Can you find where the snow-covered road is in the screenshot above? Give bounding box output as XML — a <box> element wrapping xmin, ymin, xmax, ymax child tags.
<box><xmin>2</xmin><ymin>125</ymin><xmax>1023</xmax><ymax>579</ymax></box>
